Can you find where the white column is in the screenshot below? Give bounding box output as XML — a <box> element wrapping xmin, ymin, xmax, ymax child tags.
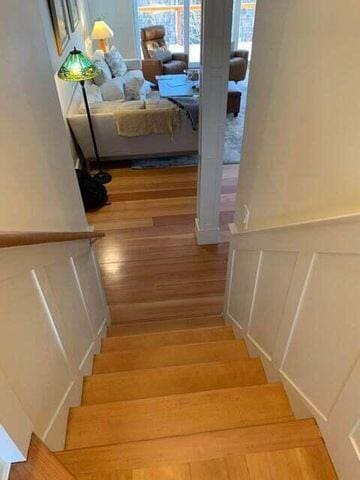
<box><xmin>196</xmin><ymin>0</ymin><xmax>234</xmax><ymax>245</ymax></box>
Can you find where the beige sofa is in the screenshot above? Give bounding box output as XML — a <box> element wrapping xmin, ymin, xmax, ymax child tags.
<box><xmin>67</xmin><ymin>60</ymin><xmax>198</xmax><ymax>162</ymax></box>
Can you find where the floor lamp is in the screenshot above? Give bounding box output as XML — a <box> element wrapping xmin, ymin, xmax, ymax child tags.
<box><xmin>58</xmin><ymin>47</ymin><xmax>112</xmax><ymax>184</ymax></box>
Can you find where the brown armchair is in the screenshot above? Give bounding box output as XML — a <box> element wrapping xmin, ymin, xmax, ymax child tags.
<box><xmin>141</xmin><ymin>25</ymin><xmax>189</xmax><ymax>84</ymax></box>
<box><xmin>229</xmin><ymin>50</ymin><xmax>249</xmax><ymax>82</ymax></box>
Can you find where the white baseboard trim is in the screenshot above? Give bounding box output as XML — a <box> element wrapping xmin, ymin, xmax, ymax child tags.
<box><xmin>0</xmin><ymin>462</ymin><xmax>10</xmax><ymax>480</ymax></box>
<box><xmin>195</xmin><ymin>218</ymin><xmax>221</xmax><ymax>245</ymax></box>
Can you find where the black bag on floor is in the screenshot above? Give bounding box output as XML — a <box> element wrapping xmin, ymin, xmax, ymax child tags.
<box><xmin>76</xmin><ymin>169</ymin><xmax>108</xmax><ymax>211</ymax></box>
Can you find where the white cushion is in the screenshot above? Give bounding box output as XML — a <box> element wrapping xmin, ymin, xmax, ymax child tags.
<box><xmin>100</xmin><ymin>78</ymin><xmax>125</xmax><ymax>102</ymax></box>
<box><xmin>86</xmin><ymin>84</ymin><xmax>102</xmax><ymax>104</ymax></box>
<box><xmin>122</xmin><ymin>70</ymin><xmax>145</xmax><ymax>101</ymax></box>
<box><xmin>105</xmin><ymin>46</ymin><xmax>127</xmax><ymax>77</ymax></box>
<box><xmin>92</xmin><ymin>57</ymin><xmax>112</xmax><ymax>86</ymax></box>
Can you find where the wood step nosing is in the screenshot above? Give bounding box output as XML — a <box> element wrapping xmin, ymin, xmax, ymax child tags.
<box><xmin>105</xmin><ymin>325</ymin><xmax>232</xmax><ymax>341</ymax></box>
<box><xmin>96</xmin><ymin>338</ymin><xmax>245</xmax><ymax>357</ymax></box>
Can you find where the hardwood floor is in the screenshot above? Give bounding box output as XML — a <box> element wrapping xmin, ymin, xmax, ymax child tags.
<box><xmin>88</xmin><ymin>165</ymin><xmax>237</xmax><ymax>323</ymax></box>
<box><xmin>11</xmin><ymin>165</ymin><xmax>338</xmax><ymax>479</ymax></box>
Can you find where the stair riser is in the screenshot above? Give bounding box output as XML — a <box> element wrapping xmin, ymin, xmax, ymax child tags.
<box><xmin>107</xmin><ymin>316</ymin><xmax>225</xmax><ymax>337</ymax></box>
<box><xmin>93</xmin><ymin>340</ymin><xmax>249</xmax><ymax>374</ymax></box>
<box><xmin>101</xmin><ymin>326</ymin><xmax>234</xmax><ymax>353</ymax></box>
<box><xmin>82</xmin><ymin>359</ymin><xmax>267</xmax><ymax>405</ymax></box>
<box><xmin>66</xmin><ymin>384</ymin><xmax>293</xmax><ymax>449</ymax></box>
<box><xmin>57</xmin><ymin>420</ymin><xmax>322</xmax><ymax>477</ymax></box>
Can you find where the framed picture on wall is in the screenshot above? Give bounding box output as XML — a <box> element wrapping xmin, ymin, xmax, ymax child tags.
<box><xmin>48</xmin><ymin>0</ymin><xmax>70</xmax><ymax>55</ymax></box>
<box><xmin>66</xmin><ymin>0</ymin><xmax>80</xmax><ymax>32</ymax></box>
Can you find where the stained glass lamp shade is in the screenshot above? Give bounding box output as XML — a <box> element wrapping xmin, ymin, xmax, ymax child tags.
<box><xmin>58</xmin><ymin>48</ymin><xmax>99</xmax><ymax>82</ymax></box>
<box><xmin>57</xmin><ymin>48</ymin><xmax>111</xmax><ymax>184</ymax></box>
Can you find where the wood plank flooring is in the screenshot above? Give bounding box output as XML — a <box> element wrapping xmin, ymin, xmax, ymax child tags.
<box><xmin>12</xmin><ymin>165</ymin><xmax>337</xmax><ymax>479</ymax></box>
<box><xmin>87</xmin><ymin>166</ymin><xmax>236</xmax><ymax>324</ymax></box>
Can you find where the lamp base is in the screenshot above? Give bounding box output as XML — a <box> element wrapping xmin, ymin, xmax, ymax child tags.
<box><xmin>93</xmin><ymin>171</ymin><xmax>112</xmax><ymax>184</ymax></box>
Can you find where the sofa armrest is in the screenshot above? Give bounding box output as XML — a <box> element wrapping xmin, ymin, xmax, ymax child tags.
<box><xmin>142</xmin><ymin>59</ymin><xmax>163</xmax><ymax>84</ymax></box>
<box><xmin>172</xmin><ymin>52</ymin><xmax>189</xmax><ymax>67</ymax></box>
<box><xmin>125</xmin><ymin>58</ymin><xmax>142</xmax><ymax>71</ymax></box>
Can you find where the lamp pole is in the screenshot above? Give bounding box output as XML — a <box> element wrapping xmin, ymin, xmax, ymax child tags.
<box><xmin>80</xmin><ymin>80</ymin><xmax>112</xmax><ymax>184</ymax></box>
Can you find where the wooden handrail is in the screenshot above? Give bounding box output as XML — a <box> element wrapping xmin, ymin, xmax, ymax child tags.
<box><xmin>0</xmin><ymin>231</ymin><xmax>105</xmax><ymax>249</ymax></box>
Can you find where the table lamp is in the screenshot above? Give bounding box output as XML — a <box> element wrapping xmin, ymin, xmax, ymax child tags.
<box><xmin>91</xmin><ymin>20</ymin><xmax>114</xmax><ymax>52</ymax></box>
<box><xmin>58</xmin><ymin>47</ymin><xmax>112</xmax><ymax>184</ymax></box>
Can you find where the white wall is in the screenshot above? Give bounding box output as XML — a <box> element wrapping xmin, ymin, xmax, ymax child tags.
<box><xmin>0</xmin><ymin>0</ymin><xmax>88</xmax><ymax>231</ymax></box>
<box><xmin>39</xmin><ymin>0</ymin><xmax>93</xmax><ymax>116</ymax></box>
<box><xmin>234</xmin><ymin>0</ymin><xmax>360</xmax><ymax>231</ymax></box>
<box><xmin>87</xmin><ymin>0</ymin><xmax>139</xmax><ymax>58</ymax></box>
<box><xmin>0</xmin><ymin>0</ymin><xmax>109</xmax><ymax>462</ymax></box>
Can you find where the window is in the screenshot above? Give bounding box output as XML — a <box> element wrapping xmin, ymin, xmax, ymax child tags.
<box><xmin>232</xmin><ymin>0</ymin><xmax>257</xmax><ymax>58</ymax></box>
<box><xmin>136</xmin><ymin>0</ymin><xmax>202</xmax><ymax>65</ymax></box>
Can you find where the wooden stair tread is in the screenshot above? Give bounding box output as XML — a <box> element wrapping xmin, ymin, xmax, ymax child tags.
<box><xmin>110</xmin><ymin>296</ymin><xmax>224</xmax><ymax>324</ymax></box>
<box><xmin>56</xmin><ymin>419</ymin><xmax>322</xmax><ymax>477</ymax></box>
<box><xmin>66</xmin><ymin>383</ymin><xmax>294</xmax><ymax>449</ymax></box>
<box><xmin>93</xmin><ymin>340</ymin><xmax>249</xmax><ymax>374</ymax></box>
<box><xmin>59</xmin><ymin>446</ymin><xmax>338</xmax><ymax>479</ymax></box>
<box><xmin>101</xmin><ymin>326</ymin><xmax>234</xmax><ymax>352</ymax></box>
<box><xmin>82</xmin><ymin>359</ymin><xmax>267</xmax><ymax>405</ymax></box>
<box><xmin>107</xmin><ymin>315</ymin><xmax>225</xmax><ymax>337</ymax></box>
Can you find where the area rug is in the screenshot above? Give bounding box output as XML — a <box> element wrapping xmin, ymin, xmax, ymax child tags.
<box><xmin>131</xmin><ymin>79</ymin><xmax>248</xmax><ymax>170</ymax></box>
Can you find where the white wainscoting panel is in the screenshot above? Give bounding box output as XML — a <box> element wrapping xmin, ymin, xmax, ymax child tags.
<box><xmin>281</xmin><ymin>253</ymin><xmax>360</xmax><ymax>420</ymax></box>
<box><xmin>0</xmin><ymin>272</ymin><xmax>73</xmax><ymax>435</ymax></box>
<box><xmin>43</xmin><ymin>259</ymin><xmax>94</xmax><ymax>372</ymax></box>
<box><xmin>226</xmin><ymin>249</ymin><xmax>260</xmax><ymax>329</ymax></box>
<box><xmin>248</xmin><ymin>250</ymin><xmax>298</xmax><ymax>360</ymax></box>
<box><xmin>0</xmin><ymin>239</ymin><xmax>109</xmax><ymax>456</ymax></box>
<box><xmin>224</xmin><ymin>215</ymin><xmax>360</xmax><ymax>480</ymax></box>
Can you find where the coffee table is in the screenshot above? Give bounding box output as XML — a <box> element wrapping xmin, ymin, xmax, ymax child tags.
<box><xmin>156</xmin><ymin>74</ymin><xmax>199</xmax><ymax>98</ymax></box>
<box><xmin>156</xmin><ymin>74</ymin><xmax>241</xmax><ymax>117</ymax></box>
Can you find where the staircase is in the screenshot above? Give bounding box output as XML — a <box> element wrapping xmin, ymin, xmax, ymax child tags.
<box><xmin>52</xmin><ymin>313</ymin><xmax>337</xmax><ymax>479</ymax></box>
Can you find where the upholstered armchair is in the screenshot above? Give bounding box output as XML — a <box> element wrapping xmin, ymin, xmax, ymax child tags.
<box><xmin>229</xmin><ymin>50</ymin><xmax>249</xmax><ymax>82</ymax></box>
<box><xmin>141</xmin><ymin>26</ymin><xmax>189</xmax><ymax>84</ymax></box>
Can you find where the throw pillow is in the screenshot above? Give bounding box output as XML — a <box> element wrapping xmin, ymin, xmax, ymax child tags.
<box><xmin>92</xmin><ymin>58</ymin><xmax>112</xmax><ymax>86</ymax></box>
<box><xmin>105</xmin><ymin>46</ymin><xmax>127</xmax><ymax>78</ymax></box>
<box><xmin>124</xmin><ymin>77</ymin><xmax>143</xmax><ymax>101</ymax></box>
<box><xmin>100</xmin><ymin>78</ymin><xmax>125</xmax><ymax>102</ymax></box>
<box><xmin>86</xmin><ymin>84</ymin><xmax>103</xmax><ymax>104</ymax></box>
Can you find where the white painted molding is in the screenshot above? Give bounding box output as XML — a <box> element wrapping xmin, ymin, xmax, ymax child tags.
<box><xmin>0</xmin><ymin>462</ymin><xmax>10</xmax><ymax>480</ymax></box>
<box><xmin>195</xmin><ymin>218</ymin><xmax>221</xmax><ymax>245</ymax></box>
<box><xmin>225</xmin><ymin>214</ymin><xmax>360</xmax><ymax>479</ymax></box>
<box><xmin>196</xmin><ymin>0</ymin><xmax>234</xmax><ymax>245</ymax></box>
<box><xmin>0</xmin><ymin>239</ymin><xmax>109</xmax><ymax>456</ymax></box>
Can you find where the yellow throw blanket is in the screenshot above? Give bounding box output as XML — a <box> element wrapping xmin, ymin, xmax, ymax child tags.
<box><xmin>114</xmin><ymin>105</ymin><xmax>181</xmax><ymax>137</ymax></box>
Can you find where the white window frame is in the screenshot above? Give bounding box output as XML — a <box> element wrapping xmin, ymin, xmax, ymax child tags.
<box><xmin>134</xmin><ymin>0</ymin><xmax>200</xmax><ymax>66</ymax></box>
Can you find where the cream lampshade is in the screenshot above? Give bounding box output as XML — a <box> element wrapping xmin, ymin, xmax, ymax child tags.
<box><xmin>91</xmin><ymin>20</ymin><xmax>114</xmax><ymax>52</ymax></box>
